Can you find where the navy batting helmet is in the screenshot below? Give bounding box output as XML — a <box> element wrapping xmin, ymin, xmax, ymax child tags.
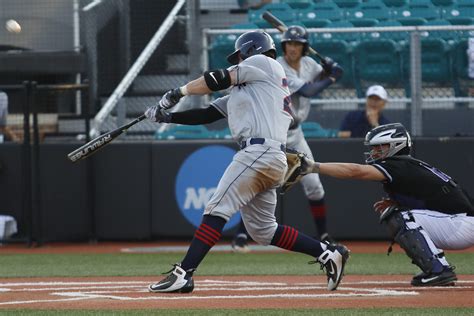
<box><xmin>227</xmin><ymin>30</ymin><xmax>276</xmax><ymax>65</ymax></box>
<box><xmin>281</xmin><ymin>25</ymin><xmax>309</xmax><ymax>55</ymax></box>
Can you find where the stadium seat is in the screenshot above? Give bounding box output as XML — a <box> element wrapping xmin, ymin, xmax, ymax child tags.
<box><xmin>452</xmin><ymin>40</ymin><xmax>470</xmax><ymax>80</ymax></box>
<box><xmin>208</xmin><ymin>34</ymin><xmax>239</xmax><ymax>69</ymax></box>
<box><xmin>352</xmin><ymin>39</ymin><xmax>402</xmax><ymax>96</ymax></box>
<box><xmin>367</xmin><ymin>20</ymin><xmax>407</xmax><ymax>42</ymax></box>
<box><xmin>304</xmin><ymin>2</ymin><xmax>345</xmax><ymax>22</ymax></box>
<box><xmin>155</xmin><ymin>125</ymin><xmax>213</xmax><ymax>140</ymax></box>
<box><xmin>248</xmin><ymin>3</ymin><xmax>296</xmax><ymax>28</ymax></box>
<box><xmin>231</xmin><ymin>22</ymin><xmax>259</xmax><ymax>30</ymax></box>
<box><xmin>431</xmin><ymin>0</ymin><xmax>455</xmax><ymax>6</ymax></box>
<box><xmin>348</xmin><ymin>18</ymin><xmax>379</xmax><ymax>27</ymax></box>
<box><xmin>394</xmin><ymin>2</ymin><xmax>441</xmax><ymax>22</ymax></box>
<box><xmin>281</xmin><ymin>0</ymin><xmax>313</xmax><ymax>9</ymax></box>
<box><xmin>311</xmin><ymin>39</ymin><xmax>354</xmax><ymax>86</ymax></box>
<box><xmin>333</xmin><ymin>0</ymin><xmax>362</xmax><ymax>9</ymax></box>
<box><xmin>401</xmin><ymin>38</ymin><xmax>452</xmax><ymax>84</ymax></box>
<box><xmin>298</xmin><ymin>3</ymin><xmax>344</xmax><ymax>27</ymax></box>
<box><xmin>451</xmin><ymin>39</ymin><xmax>472</xmax><ymax>97</ymax></box>
<box><xmin>382</xmin><ymin>0</ymin><xmax>407</xmax><ymax>8</ymax></box>
<box><xmin>318</xmin><ymin>21</ymin><xmax>359</xmax><ymax>43</ymax></box>
<box><xmin>397</xmin><ymin>17</ymin><xmax>428</xmax><ymax>26</ymax></box>
<box><xmin>347</xmin><ymin>0</ymin><xmax>391</xmax><ymax>24</ymax></box>
<box><xmin>444</xmin><ymin>1</ymin><xmax>474</xmax><ymax>25</ymax></box>
<box><xmin>301</xmin><ymin>122</ymin><xmax>339</xmax><ymax>138</ymax></box>
<box><xmin>422</xmin><ymin>19</ymin><xmax>455</xmax><ymax>42</ymax></box>
<box><xmin>212</xmin><ymin>127</ymin><xmax>232</xmax><ymax>139</ymax></box>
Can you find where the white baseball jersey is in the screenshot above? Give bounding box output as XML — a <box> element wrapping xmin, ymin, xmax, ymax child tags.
<box><xmin>277</xmin><ymin>56</ymin><xmax>323</xmax><ymax>124</ymax></box>
<box><xmin>205</xmin><ymin>54</ymin><xmax>293</xmax><ymax>245</ymax></box>
<box><xmin>277</xmin><ymin>56</ymin><xmax>326</xmax><ymax>201</ymax></box>
<box><xmin>212</xmin><ymin>54</ymin><xmax>293</xmax><ymax>145</ymax></box>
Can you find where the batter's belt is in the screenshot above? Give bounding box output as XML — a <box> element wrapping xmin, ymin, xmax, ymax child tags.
<box><xmin>240</xmin><ymin>138</ymin><xmax>286</xmax><ymax>152</ymax></box>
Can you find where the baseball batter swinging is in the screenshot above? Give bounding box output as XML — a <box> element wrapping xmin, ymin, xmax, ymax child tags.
<box><xmin>233</xmin><ymin>25</ymin><xmax>344</xmax><ymax>251</ymax></box>
<box><xmin>144</xmin><ymin>30</ymin><xmax>350</xmax><ymax>293</ymax></box>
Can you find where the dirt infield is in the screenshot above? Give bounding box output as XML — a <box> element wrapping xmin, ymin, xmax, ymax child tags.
<box><xmin>1</xmin><ymin>242</ymin><xmax>473</xmax><ymax>310</ymax></box>
<box><xmin>0</xmin><ymin>275</ymin><xmax>473</xmax><ymax>310</ymax></box>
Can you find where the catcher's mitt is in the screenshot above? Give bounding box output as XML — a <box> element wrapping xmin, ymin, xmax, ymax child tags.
<box><xmin>280</xmin><ymin>149</ymin><xmax>310</xmax><ymax>194</ymax></box>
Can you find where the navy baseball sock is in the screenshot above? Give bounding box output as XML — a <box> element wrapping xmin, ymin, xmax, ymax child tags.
<box><xmin>309</xmin><ymin>198</ymin><xmax>327</xmax><ymax>237</ymax></box>
<box><xmin>270</xmin><ymin>225</ymin><xmax>326</xmax><ymax>258</ymax></box>
<box><xmin>181</xmin><ymin>215</ymin><xmax>226</xmax><ymax>272</ymax></box>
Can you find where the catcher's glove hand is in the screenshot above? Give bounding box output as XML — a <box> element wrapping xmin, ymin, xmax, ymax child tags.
<box><xmin>280</xmin><ymin>149</ymin><xmax>311</xmax><ymax>194</ymax></box>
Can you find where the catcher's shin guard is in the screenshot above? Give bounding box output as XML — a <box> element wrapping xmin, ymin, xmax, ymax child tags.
<box><xmin>385</xmin><ymin>212</ymin><xmax>445</xmax><ymax>274</ymax></box>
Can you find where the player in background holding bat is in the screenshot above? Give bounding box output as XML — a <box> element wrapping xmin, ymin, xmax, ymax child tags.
<box><xmin>232</xmin><ymin>25</ymin><xmax>344</xmax><ymax>252</ymax></box>
<box><xmin>144</xmin><ymin>30</ymin><xmax>350</xmax><ymax>293</ymax></box>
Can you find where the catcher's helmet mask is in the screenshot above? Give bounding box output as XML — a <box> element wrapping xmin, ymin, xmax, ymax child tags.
<box><xmin>364</xmin><ymin>123</ymin><xmax>412</xmax><ymax>164</ymax></box>
<box><xmin>281</xmin><ymin>25</ymin><xmax>309</xmax><ymax>55</ymax></box>
<box><xmin>227</xmin><ymin>30</ymin><xmax>277</xmax><ymax>65</ymax></box>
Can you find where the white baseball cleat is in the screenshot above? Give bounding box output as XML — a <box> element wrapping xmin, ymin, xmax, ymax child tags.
<box><xmin>316</xmin><ymin>244</ymin><xmax>350</xmax><ymax>291</ymax></box>
<box><xmin>148</xmin><ymin>264</ymin><xmax>194</xmax><ymax>293</ymax></box>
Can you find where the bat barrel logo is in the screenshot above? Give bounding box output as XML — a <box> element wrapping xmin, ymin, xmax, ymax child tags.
<box><xmin>68</xmin><ymin>134</ymin><xmax>113</xmax><ymax>162</ymax></box>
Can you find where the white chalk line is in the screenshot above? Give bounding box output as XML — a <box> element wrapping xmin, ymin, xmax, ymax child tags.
<box><xmin>1</xmin><ymin>279</ymin><xmax>472</xmax><ymax>287</ymax></box>
<box><xmin>1</xmin><ymin>279</ymin><xmax>472</xmax><ymax>306</ymax></box>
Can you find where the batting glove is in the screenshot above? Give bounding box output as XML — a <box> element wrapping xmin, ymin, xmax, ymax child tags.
<box><xmin>144</xmin><ymin>106</ymin><xmax>171</xmax><ymax>123</ymax></box>
<box><xmin>159</xmin><ymin>88</ymin><xmax>184</xmax><ymax>110</ymax></box>
<box><xmin>321</xmin><ymin>57</ymin><xmax>335</xmax><ymax>73</ymax></box>
<box><xmin>328</xmin><ymin>63</ymin><xmax>344</xmax><ymax>82</ymax></box>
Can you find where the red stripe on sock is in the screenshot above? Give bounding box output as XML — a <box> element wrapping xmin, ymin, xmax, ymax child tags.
<box><xmin>276</xmin><ymin>226</ymin><xmax>290</xmax><ymax>248</ymax></box>
<box><xmin>284</xmin><ymin>227</ymin><xmax>297</xmax><ymax>249</ymax></box>
<box><xmin>200</xmin><ymin>223</ymin><xmax>221</xmax><ymax>240</ymax></box>
<box><xmin>195</xmin><ymin>230</ymin><xmax>216</xmax><ymax>246</ymax></box>
<box><xmin>195</xmin><ymin>233</ymin><xmax>214</xmax><ymax>247</ymax></box>
<box><xmin>287</xmin><ymin>229</ymin><xmax>298</xmax><ymax>250</ymax></box>
<box><xmin>198</xmin><ymin>226</ymin><xmax>220</xmax><ymax>244</ymax></box>
<box><xmin>310</xmin><ymin>205</ymin><xmax>326</xmax><ymax>218</ymax></box>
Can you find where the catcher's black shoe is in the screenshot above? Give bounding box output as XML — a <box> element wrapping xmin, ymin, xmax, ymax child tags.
<box><xmin>232</xmin><ymin>233</ymin><xmax>250</xmax><ymax>253</ymax></box>
<box><xmin>314</xmin><ymin>244</ymin><xmax>350</xmax><ymax>291</ymax></box>
<box><xmin>148</xmin><ymin>264</ymin><xmax>194</xmax><ymax>293</ymax></box>
<box><xmin>411</xmin><ymin>266</ymin><xmax>457</xmax><ymax>287</ymax></box>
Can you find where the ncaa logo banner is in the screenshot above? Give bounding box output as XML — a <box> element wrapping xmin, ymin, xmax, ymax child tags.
<box><xmin>175</xmin><ymin>145</ymin><xmax>241</xmax><ymax>231</ymax></box>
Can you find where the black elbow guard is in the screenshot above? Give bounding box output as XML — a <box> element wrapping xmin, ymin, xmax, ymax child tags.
<box><xmin>204</xmin><ymin>69</ymin><xmax>231</xmax><ymax>91</ymax></box>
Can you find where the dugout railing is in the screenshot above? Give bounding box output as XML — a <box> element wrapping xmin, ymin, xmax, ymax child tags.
<box><xmin>0</xmin><ymin>82</ymin><xmax>89</xmax><ymax>246</ymax></box>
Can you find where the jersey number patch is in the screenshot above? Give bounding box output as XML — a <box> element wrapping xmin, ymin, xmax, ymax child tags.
<box><xmin>419</xmin><ymin>162</ymin><xmax>451</xmax><ymax>182</ymax></box>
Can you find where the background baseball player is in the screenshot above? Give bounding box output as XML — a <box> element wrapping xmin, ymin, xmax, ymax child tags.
<box><xmin>144</xmin><ymin>30</ymin><xmax>350</xmax><ymax>293</ymax></box>
<box><xmin>232</xmin><ymin>25</ymin><xmax>344</xmax><ymax>252</ymax></box>
<box><xmin>299</xmin><ymin>123</ymin><xmax>474</xmax><ymax>286</ymax></box>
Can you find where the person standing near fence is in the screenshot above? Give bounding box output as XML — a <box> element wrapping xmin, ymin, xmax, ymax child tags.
<box><xmin>144</xmin><ymin>30</ymin><xmax>350</xmax><ymax>293</ymax></box>
<box><xmin>0</xmin><ymin>91</ymin><xmax>18</xmax><ymax>143</ymax></box>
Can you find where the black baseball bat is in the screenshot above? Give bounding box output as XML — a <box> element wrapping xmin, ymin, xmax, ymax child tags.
<box><xmin>262</xmin><ymin>11</ymin><xmax>327</xmax><ymax>65</ymax></box>
<box><xmin>67</xmin><ymin>114</ymin><xmax>146</xmax><ymax>163</ymax></box>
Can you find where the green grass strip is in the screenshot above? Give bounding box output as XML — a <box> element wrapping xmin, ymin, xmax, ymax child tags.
<box><xmin>0</xmin><ymin>252</ymin><xmax>473</xmax><ymax>278</ymax></box>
